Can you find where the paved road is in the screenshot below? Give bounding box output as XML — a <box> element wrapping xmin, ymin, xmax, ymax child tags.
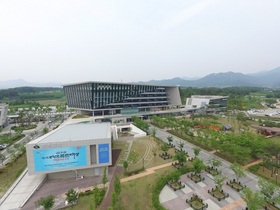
<box><xmin>151</xmin><ymin>125</ymin><xmax>259</xmax><ymax>192</ymax></box>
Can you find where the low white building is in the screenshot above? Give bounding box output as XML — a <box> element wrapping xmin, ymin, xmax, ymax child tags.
<box><xmin>26</xmin><ymin>123</ymin><xmax>112</xmax><ymax>179</ymax></box>
<box><xmin>0</xmin><ymin>103</ymin><xmax>8</xmax><ymax>129</ymax></box>
<box><xmin>185</xmin><ymin>95</ymin><xmax>228</xmax><ymax>109</ymax></box>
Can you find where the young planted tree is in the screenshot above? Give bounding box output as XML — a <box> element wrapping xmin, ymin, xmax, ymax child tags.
<box><xmin>192</xmin><ymin>158</ymin><xmax>206</xmax><ymax>175</ymax></box>
<box><xmin>192</xmin><ymin>147</ymin><xmax>201</xmax><ymax>158</ymax></box>
<box><xmin>114</xmin><ymin>176</ymin><xmax>121</xmax><ymax>196</ymax></box>
<box><xmin>35</xmin><ymin>195</ymin><xmax>55</xmax><ymax>210</ymax></box>
<box><xmin>65</xmin><ymin>188</ymin><xmax>79</xmax><ymax>205</ymax></box>
<box><xmin>167</xmin><ymin>135</ymin><xmax>173</xmax><ymax>145</ymax></box>
<box><xmin>151</xmin><ymin>128</ymin><xmax>156</xmax><ymax>140</ymax></box>
<box><xmin>0</xmin><ymin>154</ymin><xmax>5</xmax><ymax>165</ymax></box>
<box><xmin>178</xmin><ymin>141</ymin><xmax>185</xmax><ymax>151</ymax></box>
<box><xmin>206</xmin><ymin>157</ymin><xmax>222</xmax><ymax>169</ymax></box>
<box><xmin>174</xmin><ymin>151</ymin><xmax>186</xmax><ymax>166</ymax></box>
<box><xmin>102</xmin><ymin>167</ymin><xmax>108</xmax><ymax>187</ymax></box>
<box><xmin>213</xmin><ymin>174</ymin><xmax>226</xmax><ymax>191</ymax></box>
<box><xmin>258</xmin><ymin>178</ymin><xmax>280</xmax><ymax>205</ymax></box>
<box><xmin>230</xmin><ymin>162</ymin><xmax>245</xmax><ymax>182</ymax></box>
<box><xmin>161</xmin><ymin>143</ymin><xmax>169</xmax><ymax>153</ymax></box>
<box><xmin>123</xmin><ymin>161</ymin><xmax>128</xmax><ymax>172</ymax></box>
<box><xmin>241</xmin><ymin>188</ymin><xmax>265</xmax><ymax>210</ymax></box>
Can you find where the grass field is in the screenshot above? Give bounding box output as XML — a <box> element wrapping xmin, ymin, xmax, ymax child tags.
<box><xmin>0</xmin><ymin>153</ymin><xmax>27</xmax><ymax>198</ymax></box>
<box><xmin>37</xmin><ymin>98</ymin><xmax>66</xmax><ymax>106</ymax></box>
<box><xmin>119</xmin><ymin>166</ymin><xmax>175</xmax><ymax>210</ymax></box>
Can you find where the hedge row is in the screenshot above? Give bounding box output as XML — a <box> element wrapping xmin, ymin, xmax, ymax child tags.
<box><xmin>152</xmin><ymin>167</ymin><xmax>191</xmax><ymax>210</ymax></box>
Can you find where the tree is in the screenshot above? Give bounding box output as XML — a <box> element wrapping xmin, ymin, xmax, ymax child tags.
<box><xmin>167</xmin><ymin>135</ymin><xmax>173</xmax><ymax>145</ymax></box>
<box><xmin>206</xmin><ymin>157</ymin><xmax>222</xmax><ymax>169</ymax></box>
<box><xmin>192</xmin><ymin>147</ymin><xmax>201</xmax><ymax>158</ymax></box>
<box><xmin>192</xmin><ymin>158</ymin><xmax>206</xmax><ymax>174</ymax></box>
<box><xmin>112</xmin><ymin>191</ymin><xmax>118</xmax><ymax>209</ymax></box>
<box><xmin>123</xmin><ymin>161</ymin><xmax>128</xmax><ymax>172</ymax></box>
<box><xmin>174</xmin><ymin>151</ymin><xmax>186</xmax><ymax>166</ymax></box>
<box><xmin>35</xmin><ymin>195</ymin><xmax>55</xmax><ymax>210</ymax></box>
<box><xmin>178</xmin><ymin>141</ymin><xmax>185</xmax><ymax>151</ymax></box>
<box><xmin>65</xmin><ymin>188</ymin><xmax>79</xmax><ymax>205</ymax></box>
<box><xmin>151</xmin><ymin>128</ymin><xmax>156</xmax><ymax>140</ymax></box>
<box><xmin>230</xmin><ymin>162</ymin><xmax>245</xmax><ymax>182</ymax></box>
<box><xmin>213</xmin><ymin>174</ymin><xmax>226</xmax><ymax>191</ymax></box>
<box><xmin>161</xmin><ymin>143</ymin><xmax>169</xmax><ymax>153</ymax></box>
<box><xmin>258</xmin><ymin>178</ymin><xmax>280</xmax><ymax>205</ymax></box>
<box><xmin>43</xmin><ymin>127</ymin><xmax>49</xmax><ymax>134</ymax></box>
<box><xmin>102</xmin><ymin>167</ymin><xmax>108</xmax><ymax>187</ymax></box>
<box><xmin>114</xmin><ymin>176</ymin><xmax>121</xmax><ymax>196</ymax></box>
<box><xmin>241</xmin><ymin>188</ymin><xmax>265</xmax><ymax>210</ymax></box>
<box><xmin>0</xmin><ymin>154</ymin><xmax>5</xmax><ymax>165</ymax></box>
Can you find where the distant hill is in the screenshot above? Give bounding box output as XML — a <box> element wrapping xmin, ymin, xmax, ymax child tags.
<box><xmin>0</xmin><ymin>79</ymin><xmax>62</xmax><ymax>89</ymax></box>
<box><xmin>142</xmin><ymin>67</ymin><xmax>280</xmax><ymax>88</ymax></box>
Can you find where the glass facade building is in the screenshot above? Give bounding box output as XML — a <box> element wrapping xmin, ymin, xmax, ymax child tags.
<box><xmin>63</xmin><ymin>82</ymin><xmax>182</xmax><ymax>116</ymax></box>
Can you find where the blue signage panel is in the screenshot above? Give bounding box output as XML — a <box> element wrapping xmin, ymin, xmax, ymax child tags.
<box><xmin>33</xmin><ymin>146</ymin><xmax>87</xmax><ymax>172</ymax></box>
<box><xmin>98</xmin><ymin>144</ymin><xmax>109</xmax><ymax>164</ymax></box>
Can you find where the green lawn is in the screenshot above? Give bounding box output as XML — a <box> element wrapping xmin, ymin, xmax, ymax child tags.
<box><xmin>0</xmin><ymin>153</ymin><xmax>27</xmax><ymax>198</ymax></box>
<box><xmin>119</xmin><ymin>166</ymin><xmax>176</xmax><ymax>210</ymax></box>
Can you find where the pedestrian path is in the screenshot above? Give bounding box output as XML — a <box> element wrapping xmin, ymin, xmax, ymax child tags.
<box><xmin>0</xmin><ymin>169</ymin><xmax>46</xmax><ymax>210</ymax></box>
<box><xmin>120</xmin><ymin>161</ymin><xmax>175</xmax><ymax>183</ymax></box>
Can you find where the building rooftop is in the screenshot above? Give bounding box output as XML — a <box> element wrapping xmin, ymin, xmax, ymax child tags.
<box><xmin>191</xmin><ymin>95</ymin><xmax>228</xmax><ymax>99</ymax></box>
<box><xmin>29</xmin><ymin>123</ymin><xmax>111</xmax><ymax>144</ymax></box>
<box><xmin>62</xmin><ymin>81</ymin><xmax>179</xmax><ymax>88</ymax></box>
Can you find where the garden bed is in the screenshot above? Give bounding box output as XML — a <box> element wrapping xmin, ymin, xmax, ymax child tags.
<box><xmin>188</xmin><ymin>173</ymin><xmax>205</xmax><ymax>183</ymax></box>
<box><xmin>226</xmin><ymin>180</ymin><xmax>245</xmax><ymax>192</ymax></box>
<box><xmin>205</xmin><ymin>167</ymin><xmax>219</xmax><ymax>176</ymax></box>
<box><xmin>208</xmin><ymin>187</ymin><xmax>229</xmax><ymax>201</ymax></box>
<box><xmin>166</xmin><ymin>179</ymin><xmax>185</xmax><ymax>191</ymax></box>
<box><xmin>186</xmin><ymin>194</ymin><xmax>208</xmax><ymax>210</ymax></box>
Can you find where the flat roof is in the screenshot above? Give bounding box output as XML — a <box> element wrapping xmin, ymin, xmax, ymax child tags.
<box><xmin>191</xmin><ymin>95</ymin><xmax>228</xmax><ymax>99</ymax></box>
<box><xmin>62</xmin><ymin>81</ymin><xmax>179</xmax><ymax>88</ymax></box>
<box><xmin>29</xmin><ymin>123</ymin><xmax>111</xmax><ymax>144</ymax></box>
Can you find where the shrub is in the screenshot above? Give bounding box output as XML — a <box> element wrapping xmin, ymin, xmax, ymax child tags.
<box><xmin>125</xmin><ymin>167</ymin><xmax>145</xmax><ymax>176</ymax></box>
<box><xmin>248</xmin><ymin>164</ymin><xmax>260</xmax><ymax>173</ymax></box>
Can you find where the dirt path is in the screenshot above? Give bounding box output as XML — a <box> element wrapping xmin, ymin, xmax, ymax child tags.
<box><xmin>243</xmin><ymin>159</ymin><xmax>263</xmax><ymax>169</ymax></box>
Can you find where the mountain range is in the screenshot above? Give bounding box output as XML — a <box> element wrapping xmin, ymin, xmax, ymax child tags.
<box><xmin>143</xmin><ymin>67</ymin><xmax>280</xmax><ymax>88</ymax></box>
<box><xmin>1</xmin><ymin>67</ymin><xmax>280</xmax><ymax>89</ymax></box>
<box><xmin>0</xmin><ymin>79</ymin><xmax>62</xmax><ymax>89</ymax></box>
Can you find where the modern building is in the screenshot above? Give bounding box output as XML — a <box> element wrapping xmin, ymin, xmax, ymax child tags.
<box><xmin>185</xmin><ymin>95</ymin><xmax>228</xmax><ymax>110</ymax></box>
<box><xmin>26</xmin><ymin>123</ymin><xmax>112</xmax><ymax>179</ymax></box>
<box><xmin>0</xmin><ymin>103</ymin><xmax>8</xmax><ymax>129</ymax></box>
<box><xmin>63</xmin><ymin>81</ymin><xmax>182</xmax><ymax>117</ymax></box>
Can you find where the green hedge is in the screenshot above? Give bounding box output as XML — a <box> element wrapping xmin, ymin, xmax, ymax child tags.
<box><xmin>125</xmin><ymin>167</ymin><xmax>145</xmax><ymax>176</ymax></box>
<box><xmin>152</xmin><ymin>167</ymin><xmax>191</xmax><ymax>210</ymax></box>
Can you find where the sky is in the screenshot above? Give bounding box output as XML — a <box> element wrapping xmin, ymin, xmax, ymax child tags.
<box><xmin>0</xmin><ymin>0</ymin><xmax>280</xmax><ymax>84</ymax></box>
